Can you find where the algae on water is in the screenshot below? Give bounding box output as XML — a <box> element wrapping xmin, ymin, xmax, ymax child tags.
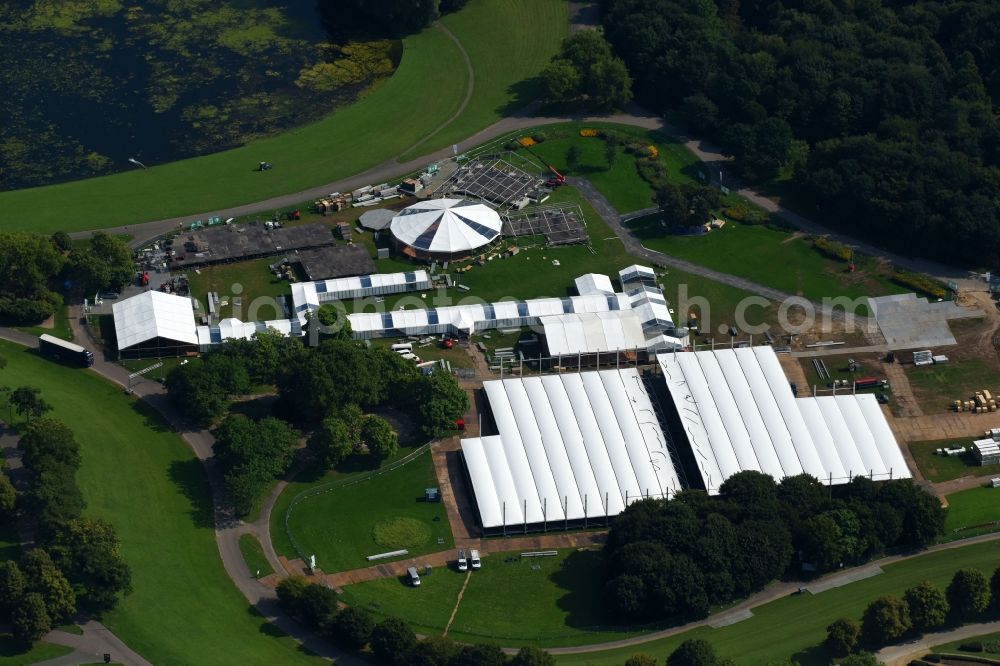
<box><xmin>0</xmin><ymin>0</ymin><xmax>397</xmax><ymax>190</ymax></box>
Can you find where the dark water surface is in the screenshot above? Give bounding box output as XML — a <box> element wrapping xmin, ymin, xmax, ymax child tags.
<box><xmin>0</xmin><ymin>0</ymin><xmax>398</xmax><ymax>191</ymax></box>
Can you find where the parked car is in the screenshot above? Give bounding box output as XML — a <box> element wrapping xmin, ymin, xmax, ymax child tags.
<box><xmin>407</xmin><ymin>567</ymin><xmax>421</xmax><ymax>587</ymax></box>
<box><xmin>457</xmin><ymin>549</ymin><xmax>468</xmax><ymax>572</ymax></box>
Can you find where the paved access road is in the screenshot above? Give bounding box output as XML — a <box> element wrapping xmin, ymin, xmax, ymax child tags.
<box><xmin>877</xmin><ymin>620</ymin><xmax>1000</xmax><ymax>666</ymax></box>
<box><xmin>69</xmin><ymin>103</ymin><xmax>970</xmax><ymax>291</ymax></box>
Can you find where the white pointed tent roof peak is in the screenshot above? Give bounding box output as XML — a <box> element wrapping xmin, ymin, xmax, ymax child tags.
<box><xmin>390</xmin><ymin>198</ymin><xmax>501</xmax><ymax>255</ymax></box>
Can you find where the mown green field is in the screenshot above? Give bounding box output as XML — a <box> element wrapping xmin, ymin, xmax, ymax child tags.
<box><xmin>341</xmin><ymin>548</ymin><xmax>657</xmax><ymax>647</ymax></box>
<box><xmin>945</xmin><ymin>486</ymin><xmax>1000</xmax><ymax>535</ymax></box>
<box><xmin>283</xmin><ymin>450</ymin><xmax>452</xmax><ymax>572</ymax></box>
<box><xmin>909</xmin><ymin>439</ymin><xmax>1000</xmax><ymax>483</ymax></box>
<box><xmin>556</xmin><ymin>539</ymin><xmax>1000</xmax><ymax>665</ymax></box>
<box><xmin>401</xmin><ymin>0</ymin><xmax>569</xmax><ymax>159</ymax></box>
<box><xmin>0</xmin><ymin>341</ymin><xmax>324</xmax><ymax>665</ymax></box>
<box><xmin>0</xmin><ymin>635</ymin><xmax>71</xmax><ymax>666</ymax></box>
<box><xmin>631</xmin><ymin>218</ymin><xmax>905</xmax><ymax>303</ymax></box>
<box><xmin>906</xmin><ymin>357</ymin><xmax>1000</xmax><ymax>414</ymax></box>
<box><xmin>513</xmin><ymin>123</ymin><xmax>702</xmax><ymax>212</ymax></box>
<box><xmin>0</xmin><ymin>0</ymin><xmax>567</xmax><ymax>234</ymax></box>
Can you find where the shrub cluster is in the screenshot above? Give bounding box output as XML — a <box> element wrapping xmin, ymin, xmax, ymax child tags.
<box><xmin>891</xmin><ymin>270</ymin><xmax>949</xmax><ymax>300</ymax></box>
<box><xmin>812</xmin><ymin>236</ymin><xmax>854</xmax><ymax>263</ymax></box>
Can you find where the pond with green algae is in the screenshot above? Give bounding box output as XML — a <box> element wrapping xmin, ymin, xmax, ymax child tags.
<box><xmin>0</xmin><ymin>0</ymin><xmax>399</xmax><ymax>191</ymax></box>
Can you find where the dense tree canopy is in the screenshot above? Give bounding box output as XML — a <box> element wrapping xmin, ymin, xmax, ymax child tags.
<box><xmin>212</xmin><ymin>415</ymin><xmax>298</xmax><ymax>517</ymax></box>
<box><xmin>0</xmin><ymin>233</ymin><xmax>64</xmax><ymax>324</ymax></box>
<box><xmin>67</xmin><ymin>232</ymin><xmax>134</xmax><ymax>295</ymax></box>
<box><xmin>542</xmin><ymin>30</ymin><xmax>633</xmax><ymax>110</ymax></box>
<box><xmin>602</xmin><ymin>0</ymin><xmax>1000</xmax><ymax>266</ymax></box>
<box><xmin>604</xmin><ymin>474</ymin><xmax>945</xmax><ymax>624</ymax></box>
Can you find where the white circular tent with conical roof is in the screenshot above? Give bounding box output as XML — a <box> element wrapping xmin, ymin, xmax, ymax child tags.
<box><xmin>390</xmin><ymin>198</ymin><xmax>502</xmax><ymax>260</ymax></box>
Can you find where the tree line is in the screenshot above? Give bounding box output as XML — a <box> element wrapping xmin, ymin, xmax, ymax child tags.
<box><xmin>827</xmin><ymin>566</ymin><xmax>1000</xmax><ymax>658</ymax></box>
<box><xmin>603</xmin><ymin>472</ymin><xmax>945</xmax><ymax>624</ymax></box>
<box><xmin>0</xmin><ymin>231</ymin><xmax>133</xmax><ymax>324</ymax></box>
<box><xmin>166</xmin><ymin>333</ymin><xmax>468</xmax><ymax>517</ymax></box>
<box><xmin>319</xmin><ymin>0</ymin><xmax>470</xmax><ymax>38</ymax></box>
<box><xmin>0</xmin><ymin>392</ymin><xmax>131</xmax><ymax>646</ymax></box>
<box><xmin>601</xmin><ymin>0</ymin><xmax>1000</xmax><ymax>267</ymax></box>
<box><xmin>276</xmin><ymin>574</ymin><xmax>555</xmax><ymax>666</ymax></box>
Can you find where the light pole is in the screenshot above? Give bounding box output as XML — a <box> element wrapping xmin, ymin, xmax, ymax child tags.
<box><xmin>128</xmin><ymin>158</ymin><xmax>147</xmax><ymax>169</ymax></box>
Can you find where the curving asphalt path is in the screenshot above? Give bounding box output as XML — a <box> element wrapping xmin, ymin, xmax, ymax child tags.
<box><xmin>877</xmin><ymin>620</ymin><xmax>1000</xmax><ymax>665</ymax></box>
<box><xmin>0</xmin><ymin>323</ymin><xmax>364</xmax><ymax>665</ymax></box>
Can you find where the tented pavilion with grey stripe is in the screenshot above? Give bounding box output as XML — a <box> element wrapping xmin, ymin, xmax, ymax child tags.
<box><xmin>390</xmin><ymin>198</ymin><xmax>502</xmax><ymax>260</ymax></box>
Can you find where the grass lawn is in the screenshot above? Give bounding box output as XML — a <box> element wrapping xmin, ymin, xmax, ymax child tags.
<box><xmin>239</xmin><ymin>534</ymin><xmax>274</xmax><ymax>579</ymax></box>
<box><xmin>342</xmin><ymin>548</ymin><xmax>655</xmax><ymax>647</ymax></box>
<box><xmin>0</xmin><ymin>1</ymin><xmax>566</xmax><ymax>234</ymax></box>
<box><xmin>0</xmin><ymin>341</ymin><xmax>324</xmax><ymax>665</ymax></box>
<box><xmin>511</xmin><ymin>123</ymin><xmax>702</xmax><ymax>213</ymax></box>
<box><xmin>909</xmin><ymin>439</ymin><xmax>1000</xmax><ymax>483</ymax></box>
<box><xmin>284</xmin><ymin>450</ymin><xmax>452</xmax><ymax>572</ymax></box>
<box><xmin>630</xmin><ymin>218</ymin><xmax>904</xmax><ymax>304</ymax></box>
<box><xmin>906</xmin><ymin>358</ymin><xmax>1000</xmax><ymax>414</ymax></box>
<box><xmin>402</xmin><ymin>0</ymin><xmax>569</xmax><ymax>159</ymax></box>
<box><xmin>0</xmin><ymin>636</ymin><xmax>72</xmax><ymax>666</ymax></box>
<box><xmin>183</xmin><ymin>255</ymin><xmax>296</xmax><ymax>321</ymax></box>
<box><xmin>935</xmin><ymin>630</ymin><xmax>1000</xmax><ymax>658</ymax></box>
<box><xmin>945</xmin><ymin>487</ymin><xmax>1000</xmax><ymax>536</ymax></box>
<box><xmin>556</xmin><ymin>539</ymin><xmax>1000</xmax><ymax>665</ymax></box>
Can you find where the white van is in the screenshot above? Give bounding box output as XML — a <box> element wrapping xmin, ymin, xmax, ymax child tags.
<box><xmin>391</xmin><ymin>343</ymin><xmax>413</xmax><ymax>352</ymax></box>
<box><xmin>407</xmin><ymin>566</ymin><xmax>421</xmax><ymax>587</ymax></box>
<box><xmin>457</xmin><ymin>549</ymin><xmax>468</xmax><ymax>572</ymax></box>
<box><xmin>470</xmin><ymin>549</ymin><xmax>481</xmax><ymax>570</ymax></box>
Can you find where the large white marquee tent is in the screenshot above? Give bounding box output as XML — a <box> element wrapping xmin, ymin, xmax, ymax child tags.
<box><xmin>112</xmin><ymin>291</ymin><xmax>198</xmax><ymax>357</ymax></box>
<box><xmin>461</xmin><ymin>369</ymin><xmax>683</xmax><ymax>532</ymax></box>
<box><xmin>390</xmin><ymin>198</ymin><xmax>501</xmax><ymax>258</ymax></box>
<box><xmin>656</xmin><ymin>346</ymin><xmax>910</xmax><ymax>492</ymax></box>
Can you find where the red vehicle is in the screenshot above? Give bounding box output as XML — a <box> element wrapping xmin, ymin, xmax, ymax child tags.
<box><xmin>854</xmin><ymin>377</ymin><xmax>886</xmax><ymax>390</ymax></box>
<box><xmin>522</xmin><ymin>144</ymin><xmax>567</xmax><ymax>187</ymax></box>
<box><xmin>140</xmin><ymin>271</ymin><xmax>149</xmax><ymax>286</ymax></box>
<box><xmin>442</xmin><ymin>338</ymin><xmax>454</xmax><ymax>349</ymax></box>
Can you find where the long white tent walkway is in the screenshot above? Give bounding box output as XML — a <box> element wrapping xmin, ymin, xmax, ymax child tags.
<box><xmin>461</xmin><ymin>369</ymin><xmax>683</xmax><ymax>531</ymax></box>
<box><xmin>657</xmin><ymin>346</ymin><xmax>910</xmax><ymax>493</ymax></box>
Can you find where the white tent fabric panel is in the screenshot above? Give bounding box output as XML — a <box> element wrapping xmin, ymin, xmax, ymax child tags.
<box><xmin>527</xmin><ymin>298</ymin><xmax>566</xmax><ymax>317</ymax></box>
<box><xmin>571</xmin><ymin>294</ymin><xmax>614</xmax><ymax>314</ymax></box>
<box><xmin>693</xmin><ymin>352</ymin><xmax>762</xmax><ymax>473</ymax></box>
<box><xmin>713</xmin><ymin>350</ymin><xmax>787</xmax><ymax>480</ymax></box>
<box><xmin>795</xmin><ymin>398</ymin><xmax>849</xmax><ymax>482</ymax></box>
<box><xmin>615</xmin><ymin>369</ymin><xmax>683</xmax><ymax>497</ymax></box>
<box><xmin>561</xmin><ymin>374</ymin><xmax>626</xmax><ymax>516</ymax></box>
<box><xmin>731</xmin><ymin>348</ymin><xmax>809</xmax><ymax>477</ymax></box>
<box><xmin>536</xmin><ymin>376</ymin><xmax>603</xmax><ymax>517</ymax></box>
<box><xmin>814</xmin><ymin>396</ymin><xmax>869</xmax><ymax>477</ymax></box>
<box><xmin>598</xmin><ymin>370</ymin><xmax>665</xmax><ymax>498</ymax></box>
<box><xmin>833</xmin><ymin>395</ymin><xmax>887</xmax><ymax>475</ymax></box>
<box><xmin>519</xmin><ymin>378</ymin><xmax>585</xmax><ymax>520</ymax></box>
<box><xmin>575</xmin><ymin>273</ymin><xmax>615</xmax><ymax>296</ymax></box>
<box><xmin>657</xmin><ymin>353</ymin><xmax>725</xmax><ymax>493</ymax></box>
<box><xmin>579</xmin><ymin>372</ymin><xmax>642</xmax><ymax>506</ymax></box>
<box><xmin>461</xmin><ymin>368</ymin><xmax>684</xmax><ymax>529</ymax></box>
<box><xmin>748</xmin><ymin>347</ymin><xmax>826</xmax><ymax>478</ymax></box>
<box><xmin>498</xmin><ymin>380</ymin><xmax>565</xmax><ymax>522</ymax></box>
<box><xmin>481</xmin><ymin>436</ymin><xmax>525</xmax><ymax>526</ymax></box>
<box><xmin>460</xmin><ymin>438</ymin><xmax>504</xmax><ymax>528</ymax></box>
<box><xmin>855</xmin><ymin>394</ymin><xmax>911</xmax><ymax>479</ymax></box>
<box><xmin>482</xmin><ymin>382</ymin><xmax>544</xmax><ymax>524</ymax></box>
<box><xmin>657</xmin><ymin>347</ymin><xmax>909</xmax><ymax>492</ymax></box>
<box><xmin>390</xmin><ymin>199</ymin><xmax>501</xmax><ymax>255</ymax></box>
<box><xmin>674</xmin><ymin>352</ymin><xmax>743</xmax><ymax>483</ymax></box>
<box><xmin>113</xmin><ymin>291</ymin><xmax>199</xmax><ymax>349</ymax></box>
